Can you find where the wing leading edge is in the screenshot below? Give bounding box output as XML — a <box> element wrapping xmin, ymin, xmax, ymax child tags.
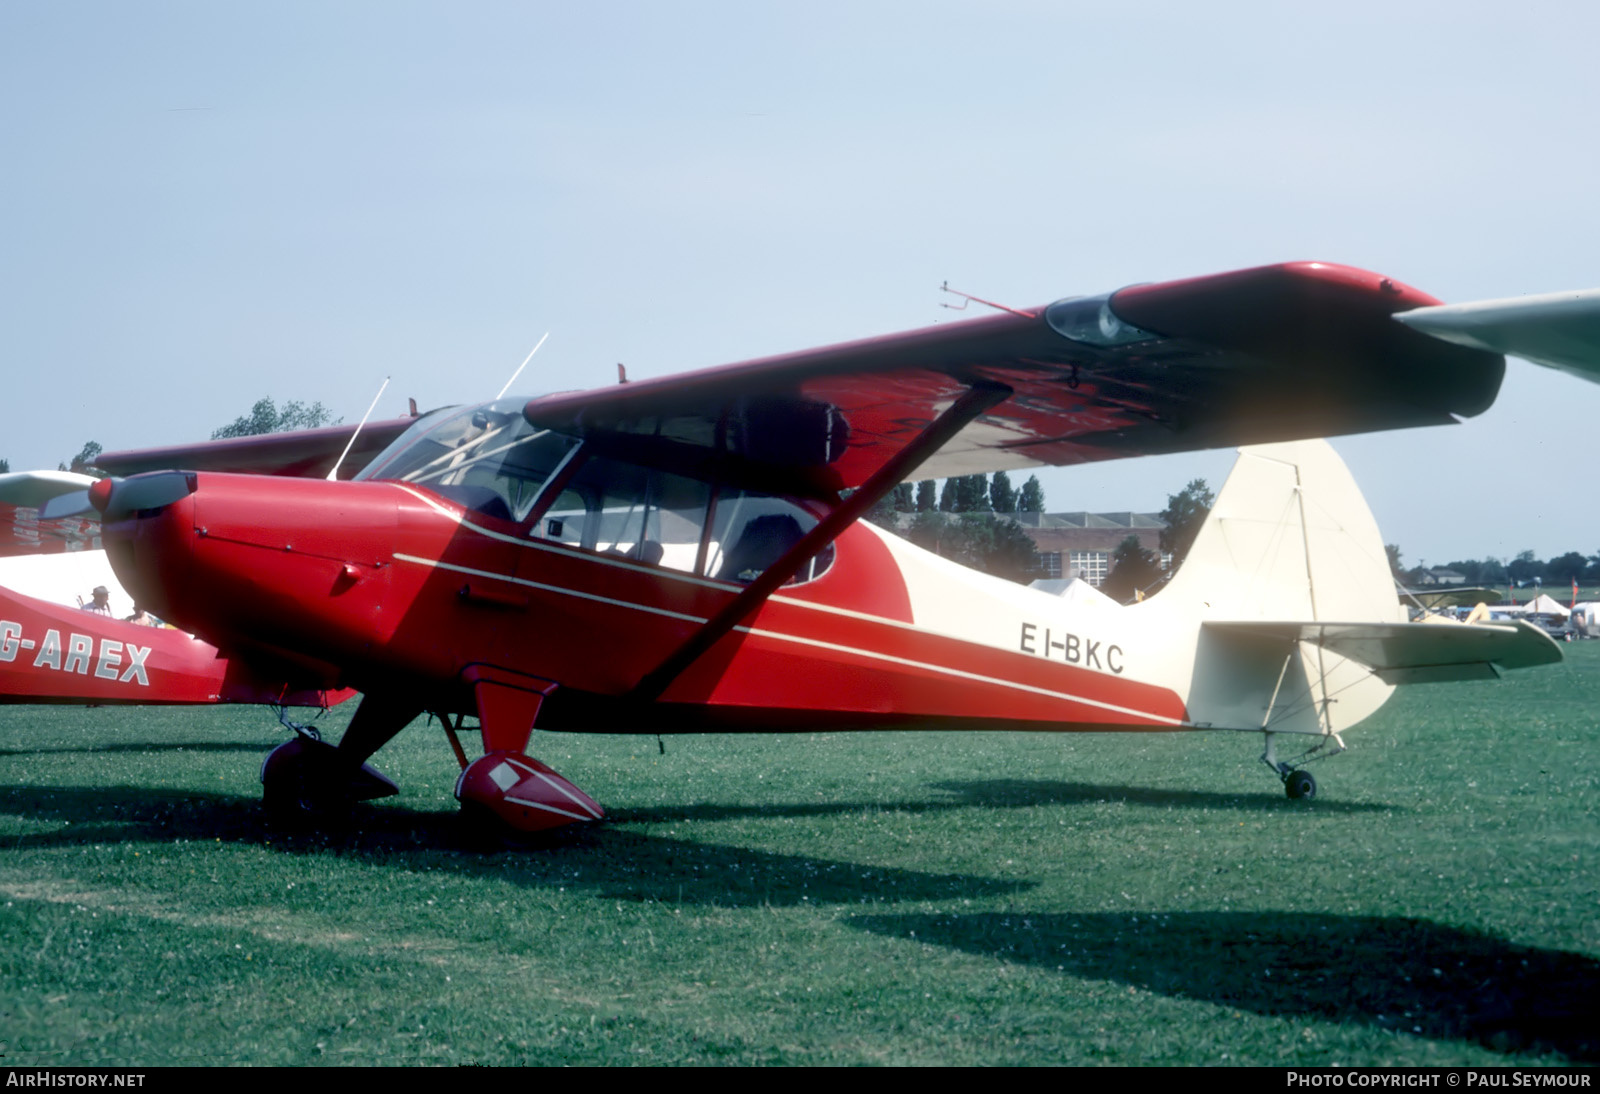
<box><xmin>523</xmin><ymin>261</ymin><xmax>1504</xmax><ymax>496</ymax></box>
<box><xmin>95</xmin><ymin>418</ymin><xmax>416</xmax><ymax>480</ymax></box>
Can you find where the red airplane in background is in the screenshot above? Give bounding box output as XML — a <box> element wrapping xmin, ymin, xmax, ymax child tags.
<box><xmin>0</xmin><ymin>477</ymin><xmax>350</xmax><ymax>710</ymax></box>
<box><xmin>3</xmin><ymin>262</ymin><xmax>1573</xmax><ymax>832</ymax></box>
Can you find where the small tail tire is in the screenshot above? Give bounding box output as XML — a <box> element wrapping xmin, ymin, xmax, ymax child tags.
<box><xmin>1284</xmin><ymin>769</ymin><xmax>1317</xmax><ymax>800</ymax></box>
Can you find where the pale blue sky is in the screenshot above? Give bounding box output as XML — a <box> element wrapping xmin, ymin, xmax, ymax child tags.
<box><xmin>3</xmin><ymin>1</ymin><xmax>1597</xmax><ymax>566</ymax></box>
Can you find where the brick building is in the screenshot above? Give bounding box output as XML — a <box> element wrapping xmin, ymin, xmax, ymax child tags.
<box><xmin>1011</xmin><ymin>511</ymin><xmax>1168</xmax><ymax>586</ymax></box>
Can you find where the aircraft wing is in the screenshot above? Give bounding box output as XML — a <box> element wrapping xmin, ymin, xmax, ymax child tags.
<box><xmin>1205</xmin><ymin>619</ymin><xmax>1562</xmax><ymax>685</ymax></box>
<box><xmin>95</xmin><ymin>417</ymin><xmax>416</xmax><ymax>479</ymax></box>
<box><xmin>1395</xmin><ymin>289</ymin><xmax>1600</xmax><ymax>385</ymax></box>
<box><xmin>523</xmin><ymin>262</ymin><xmax>1504</xmax><ymax>494</ymax></box>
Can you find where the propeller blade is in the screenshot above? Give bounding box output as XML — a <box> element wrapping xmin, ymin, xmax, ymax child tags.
<box><xmin>38</xmin><ymin>489</ymin><xmax>94</xmax><ymax>520</ymax></box>
<box><xmin>0</xmin><ymin>470</ymin><xmax>99</xmax><ymax>510</ymax></box>
<box><xmin>100</xmin><ymin>472</ymin><xmax>197</xmax><ymax>518</ymax></box>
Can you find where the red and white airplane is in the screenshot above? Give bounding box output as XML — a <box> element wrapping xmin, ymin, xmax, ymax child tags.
<box><xmin>1</xmin><ymin>261</ymin><xmax>1576</xmax><ymax>831</ymax></box>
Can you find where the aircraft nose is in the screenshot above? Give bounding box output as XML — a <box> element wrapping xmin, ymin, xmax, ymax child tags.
<box><xmin>100</xmin><ymin>476</ymin><xmax>201</xmax><ymax>621</ymax></box>
<box><xmin>106</xmin><ymin>471</ymin><xmax>403</xmax><ymax>662</ymax></box>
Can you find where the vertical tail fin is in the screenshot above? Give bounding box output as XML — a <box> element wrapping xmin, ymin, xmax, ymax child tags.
<box><xmin>1160</xmin><ymin>440</ymin><xmax>1401</xmax><ymax>627</ymax></box>
<box><xmin>1164</xmin><ymin>440</ymin><xmax>1402</xmax><ymax>737</ymax></box>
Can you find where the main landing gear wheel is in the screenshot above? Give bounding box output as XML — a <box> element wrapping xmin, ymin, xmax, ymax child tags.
<box><xmin>1284</xmin><ymin>769</ymin><xmax>1317</xmax><ymax>800</ymax></box>
<box><xmin>260</xmin><ymin>736</ymin><xmax>400</xmax><ymax>821</ymax></box>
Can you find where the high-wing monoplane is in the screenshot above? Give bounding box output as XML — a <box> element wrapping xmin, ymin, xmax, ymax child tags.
<box><xmin>10</xmin><ymin>261</ymin><xmax>1578</xmax><ymax>831</ymax></box>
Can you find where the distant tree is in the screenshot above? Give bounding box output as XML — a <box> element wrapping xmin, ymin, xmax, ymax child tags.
<box><xmin>59</xmin><ymin>441</ymin><xmax>103</xmax><ymax>474</ymax></box>
<box><xmin>1507</xmin><ymin>549</ymin><xmax>1544</xmax><ymax>587</ymax></box>
<box><xmin>1547</xmin><ymin>551</ymin><xmax>1588</xmax><ymax>585</ymax></box>
<box><xmin>1100</xmin><ymin>535</ymin><xmax>1163</xmax><ymax>602</ymax></box>
<box><xmin>864</xmin><ymin>489</ymin><xmax>900</xmax><ymax>531</ymax></box>
<box><xmin>1446</xmin><ymin>557</ymin><xmax>1507</xmax><ymax>586</ymax></box>
<box><xmin>891</xmin><ymin>483</ymin><xmax>915</xmax><ymax>512</ymax></box>
<box><xmin>906</xmin><ymin>510</ymin><xmax>951</xmax><ymax>554</ymax></box>
<box><xmin>212</xmin><ymin>398</ymin><xmax>340</xmax><ymax>440</ymax></box>
<box><xmin>1385</xmin><ymin>543</ymin><xmax>1404</xmax><ymax>581</ymax></box>
<box><xmin>0</xmin><ymin>457</ymin><xmax>9</xmax><ymax>474</ymax></box>
<box><xmin>955</xmin><ymin>474</ymin><xmax>990</xmax><ymax>512</ymax></box>
<box><xmin>990</xmin><ymin>469</ymin><xmax>1016</xmax><ymax>513</ymax></box>
<box><xmin>983</xmin><ymin>515</ymin><xmax>1042</xmax><ymax>582</ymax></box>
<box><xmin>900</xmin><ymin>510</ymin><xmax>1039</xmax><ymax>584</ymax></box>
<box><xmin>1018</xmin><ymin>474</ymin><xmax>1045</xmax><ymax>513</ymax></box>
<box><xmin>1159</xmin><ymin>478</ymin><xmax>1214</xmax><ymax>572</ymax></box>
<box><xmin>938</xmin><ymin>479</ymin><xmax>959</xmax><ymax>512</ymax></box>
<box><xmin>939</xmin><ymin>514</ymin><xmax>995</xmax><ymax>571</ymax></box>
<box><xmin>914</xmin><ymin>480</ymin><xmax>937</xmax><ymax>512</ymax></box>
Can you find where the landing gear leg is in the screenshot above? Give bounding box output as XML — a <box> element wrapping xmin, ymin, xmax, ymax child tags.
<box><xmin>261</xmin><ymin>692</ymin><xmax>418</xmax><ymax>817</ymax></box>
<box><xmin>1260</xmin><ymin>731</ymin><xmax>1335</xmax><ymax>801</ymax></box>
<box><xmin>452</xmin><ymin>666</ymin><xmax>603</xmax><ymax>835</ymax></box>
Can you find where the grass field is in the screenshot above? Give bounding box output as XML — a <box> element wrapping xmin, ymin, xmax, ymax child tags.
<box><xmin>2</xmin><ymin>645</ymin><xmax>1597</xmax><ymax>1066</ymax></box>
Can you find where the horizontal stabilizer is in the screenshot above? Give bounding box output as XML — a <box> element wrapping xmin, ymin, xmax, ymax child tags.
<box><xmin>1204</xmin><ymin>619</ymin><xmax>1562</xmax><ymax>685</ymax></box>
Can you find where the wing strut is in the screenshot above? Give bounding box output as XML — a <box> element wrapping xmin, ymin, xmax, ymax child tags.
<box><xmin>631</xmin><ymin>381</ymin><xmax>1013</xmax><ymax>703</ymax></box>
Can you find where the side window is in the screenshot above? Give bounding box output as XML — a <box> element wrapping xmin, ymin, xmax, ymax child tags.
<box><xmin>706</xmin><ymin>488</ymin><xmax>834</xmax><ymax>585</ymax></box>
<box><xmin>532</xmin><ymin>458</ymin><xmax>711</xmax><ymax>574</ymax></box>
<box><xmin>532</xmin><ymin>464</ymin><xmax>835</xmax><ymax>585</ymax></box>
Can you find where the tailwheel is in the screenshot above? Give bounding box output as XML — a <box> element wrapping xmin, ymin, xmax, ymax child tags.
<box><xmin>1284</xmin><ymin>769</ymin><xmax>1317</xmax><ymax>801</ymax></box>
<box><xmin>1261</xmin><ymin>730</ymin><xmax>1338</xmax><ymax>802</ymax></box>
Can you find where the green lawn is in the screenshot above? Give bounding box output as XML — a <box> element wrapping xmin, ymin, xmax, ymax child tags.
<box><xmin>2</xmin><ymin>645</ymin><xmax>1596</xmax><ymax>1065</ymax></box>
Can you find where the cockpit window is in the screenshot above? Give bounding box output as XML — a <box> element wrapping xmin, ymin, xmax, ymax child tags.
<box><xmin>363</xmin><ymin>401</ymin><xmax>836</xmax><ymax>584</ymax></box>
<box><xmin>536</xmin><ymin>457</ymin><xmax>711</xmax><ymax>573</ymax></box>
<box><xmin>534</xmin><ymin>463</ymin><xmax>834</xmax><ymax>584</ymax></box>
<box><xmin>356</xmin><ymin>399</ymin><xmax>579</xmax><ymax>523</ymax></box>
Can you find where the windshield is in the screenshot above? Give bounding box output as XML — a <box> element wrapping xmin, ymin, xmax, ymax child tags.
<box><xmin>355</xmin><ymin>399</ymin><xmax>580</xmax><ymax>523</ymax></box>
<box><xmin>360</xmin><ymin>399</ymin><xmax>835</xmax><ymax>583</ymax></box>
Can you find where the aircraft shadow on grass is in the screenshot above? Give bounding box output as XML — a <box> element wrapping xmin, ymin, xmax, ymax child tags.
<box><xmin>610</xmin><ymin>777</ymin><xmax>1395</xmax><ymax>825</ymax></box>
<box><xmin>851</xmin><ymin>910</ymin><xmax>1599</xmax><ymax>1063</ymax></box>
<box><xmin>0</xmin><ymin>783</ymin><xmax>1030</xmax><ymax>910</ymax></box>
<box><xmin>0</xmin><ymin>741</ymin><xmax>273</xmax><ymax>759</ymax></box>
<box><xmin>929</xmin><ymin>778</ymin><xmax>1394</xmax><ymax>814</ymax></box>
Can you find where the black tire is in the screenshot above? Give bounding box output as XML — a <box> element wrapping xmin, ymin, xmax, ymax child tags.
<box><xmin>1285</xmin><ymin>770</ymin><xmax>1317</xmax><ymax>800</ymax></box>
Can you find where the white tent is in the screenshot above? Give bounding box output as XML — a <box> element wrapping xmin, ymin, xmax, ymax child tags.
<box><xmin>1521</xmin><ymin>593</ymin><xmax>1570</xmax><ymax>617</ymax></box>
<box><xmin>1027</xmin><ymin>577</ymin><xmax>1118</xmax><ymax>607</ymax></box>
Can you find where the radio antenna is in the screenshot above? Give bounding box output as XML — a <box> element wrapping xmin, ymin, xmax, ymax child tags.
<box><xmin>497</xmin><ymin>332</ymin><xmax>550</xmax><ymax>400</ymax></box>
<box><xmin>326</xmin><ymin>376</ymin><xmax>390</xmax><ymax>482</ymax></box>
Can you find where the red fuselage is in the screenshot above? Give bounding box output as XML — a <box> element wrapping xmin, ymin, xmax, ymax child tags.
<box><xmin>103</xmin><ymin>471</ymin><xmax>1184</xmax><ymax>733</ymax></box>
